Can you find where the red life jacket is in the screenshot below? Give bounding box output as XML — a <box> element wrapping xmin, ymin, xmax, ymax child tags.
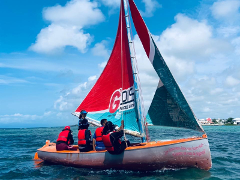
<box><xmin>102</xmin><ymin>132</ymin><xmax>121</xmax><ymax>152</ymax></box>
<box><xmin>102</xmin><ymin>133</ymin><xmax>114</xmax><ymax>151</ymax></box>
<box><xmin>57</xmin><ymin>130</ymin><xmax>70</xmax><ymax>145</ymax></box>
<box><xmin>78</xmin><ymin>129</ymin><xmax>91</xmax><ymax>146</ymax></box>
<box><xmin>95</xmin><ymin>126</ymin><xmax>104</xmax><ymax>142</ymax></box>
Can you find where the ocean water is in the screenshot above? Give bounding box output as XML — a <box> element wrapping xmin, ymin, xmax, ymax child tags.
<box><xmin>0</xmin><ymin>125</ymin><xmax>239</xmax><ymax>180</ymax></box>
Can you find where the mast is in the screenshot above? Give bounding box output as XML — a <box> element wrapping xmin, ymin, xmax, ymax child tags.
<box><xmin>123</xmin><ymin>0</ymin><xmax>146</xmax><ymax>142</ymax></box>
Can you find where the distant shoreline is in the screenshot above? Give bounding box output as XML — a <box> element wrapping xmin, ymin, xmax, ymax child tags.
<box><xmin>201</xmin><ymin>124</ymin><xmax>239</xmax><ymax>126</ymax></box>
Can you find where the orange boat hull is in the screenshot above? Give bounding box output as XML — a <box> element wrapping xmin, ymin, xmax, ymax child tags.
<box><xmin>37</xmin><ymin>137</ymin><xmax>212</xmax><ymax>171</ymax></box>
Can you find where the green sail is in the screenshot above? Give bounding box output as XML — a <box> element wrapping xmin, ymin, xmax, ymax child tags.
<box><xmin>147</xmin><ymin>39</ymin><xmax>203</xmax><ymax>132</ymax></box>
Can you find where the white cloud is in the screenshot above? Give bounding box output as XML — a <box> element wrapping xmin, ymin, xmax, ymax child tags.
<box><xmin>54</xmin><ymin>95</ymin><xmax>74</xmax><ymax>111</ymax></box>
<box><xmin>211</xmin><ymin>0</ymin><xmax>240</xmax><ymax>21</ymax></box>
<box><xmin>43</xmin><ymin>111</ymin><xmax>52</xmax><ymax>116</ymax></box>
<box><xmin>53</xmin><ymin>75</ymin><xmax>98</xmax><ymax>112</ymax></box>
<box><xmin>210</xmin><ymin>88</ymin><xmax>223</xmax><ymax>95</ymax></box>
<box><xmin>140</xmin><ymin>0</ymin><xmax>162</xmax><ymax>17</ymax></box>
<box><xmin>30</xmin><ymin>0</ymin><xmax>105</xmax><ymax>54</ymax></box>
<box><xmin>222</xmin><ymin>97</ymin><xmax>239</xmax><ymax>104</ymax></box>
<box><xmin>54</xmin><ymin>96</ymin><xmax>64</xmax><ymax>109</ymax></box>
<box><xmin>217</xmin><ymin>26</ymin><xmax>240</xmax><ymax>38</ymax></box>
<box><xmin>91</xmin><ymin>40</ymin><xmax>110</xmax><ymax>57</ymax></box>
<box><xmin>158</xmin><ymin>14</ymin><xmax>231</xmax><ymax>59</ymax></box>
<box><xmin>203</xmin><ymin>107</ymin><xmax>211</xmax><ymax>112</ymax></box>
<box><xmin>43</xmin><ymin>0</ymin><xmax>104</xmax><ymax>27</ymax></box>
<box><xmin>225</xmin><ymin>76</ymin><xmax>240</xmax><ymax>86</ymax></box>
<box><xmin>0</xmin><ymin>112</ymin><xmax>51</xmax><ymax>124</ymax></box>
<box><xmin>88</xmin><ymin>75</ymin><xmax>97</xmax><ymax>81</ymax></box>
<box><xmin>231</xmin><ymin>36</ymin><xmax>240</xmax><ymax>54</ymax></box>
<box><xmin>30</xmin><ymin>24</ymin><xmax>92</xmax><ymax>54</ymax></box>
<box><xmin>0</xmin><ymin>58</ymin><xmax>91</xmax><ymax>74</ymax></box>
<box><xmin>0</xmin><ymin>110</ymin><xmax>77</xmax><ymax>127</ymax></box>
<box><xmin>98</xmin><ymin>61</ymin><xmax>107</xmax><ymax>68</ymax></box>
<box><xmin>0</xmin><ymin>75</ymin><xmax>28</xmax><ymax>84</ymax></box>
<box><xmin>72</xmin><ymin>82</ymin><xmax>87</xmax><ymax>95</ymax></box>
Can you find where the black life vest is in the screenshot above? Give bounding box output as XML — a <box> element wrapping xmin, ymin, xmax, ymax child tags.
<box><xmin>57</xmin><ymin>130</ymin><xmax>70</xmax><ymax>145</ymax></box>
<box><xmin>95</xmin><ymin>126</ymin><xmax>104</xmax><ymax>142</ymax></box>
<box><xmin>78</xmin><ymin>129</ymin><xmax>91</xmax><ymax>146</ymax></box>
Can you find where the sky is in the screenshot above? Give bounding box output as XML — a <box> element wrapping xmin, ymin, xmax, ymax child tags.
<box><xmin>1</xmin><ymin>0</ymin><xmax>240</xmax><ymax>128</ymax></box>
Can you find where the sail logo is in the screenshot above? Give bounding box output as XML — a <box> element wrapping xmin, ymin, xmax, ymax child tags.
<box><xmin>109</xmin><ymin>86</ymin><xmax>135</xmax><ymax>113</ymax></box>
<box><xmin>109</xmin><ymin>89</ymin><xmax>121</xmax><ymax>113</ymax></box>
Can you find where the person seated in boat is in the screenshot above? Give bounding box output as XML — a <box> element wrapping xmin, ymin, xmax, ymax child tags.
<box><xmin>78</xmin><ymin>119</ymin><xmax>93</xmax><ymax>152</ymax></box>
<box><xmin>78</xmin><ymin>110</ymin><xmax>88</xmax><ymax>130</ymax></box>
<box><xmin>102</xmin><ymin>120</ymin><xmax>130</xmax><ymax>155</ymax></box>
<box><xmin>93</xmin><ymin>119</ymin><xmax>108</xmax><ymax>151</ymax></box>
<box><xmin>56</xmin><ymin>126</ymin><xmax>75</xmax><ymax>151</ymax></box>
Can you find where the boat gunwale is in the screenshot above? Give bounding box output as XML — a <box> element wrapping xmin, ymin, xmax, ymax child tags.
<box><xmin>37</xmin><ymin>136</ymin><xmax>208</xmax><ymax>154</ymax></box>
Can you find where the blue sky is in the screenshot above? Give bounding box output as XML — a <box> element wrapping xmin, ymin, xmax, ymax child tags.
<box><xmin>1</xmin><ymin>0</ymin><xmax>240</xmax><ymax>128</ymax></box>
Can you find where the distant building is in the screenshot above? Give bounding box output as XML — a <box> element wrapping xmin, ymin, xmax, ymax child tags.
<box><xmin>206</xmin><ymin>118</ymin><xmax>213</xmax><ymax>124</ymax></box>
<box><xmin>233</xmin><ymin>118</ymin><xmax>240</xmax><ymax>125</ymax></box>
<box><xmin>198</xmin><ymin>118</ymin><xmax>209</xmax><ymax>125</ymax></box>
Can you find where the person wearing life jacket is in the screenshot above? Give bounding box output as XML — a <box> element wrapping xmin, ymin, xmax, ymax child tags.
<box><xmin>93</xmin><ymin>119</ymin><xmax>107</xmax><ymax>151</ymax></box>
<box><xmin>78</xmin><ymin>110</ymin><xmax>88</xmax><ymax>130</ymax></box>
<box><xmin>56</xmin><ymin>126</ymin><xmax>74</xmax><ymax>151</ymax></box>
<box><xmin>78</xmin><ymin>119</ymin><xmax>93</xmax><ymax>152</ymax></box>
<box><xmin>102</xmin><ymin>120</ymin><xmax>130</xmax><ymax>155</ymax></box>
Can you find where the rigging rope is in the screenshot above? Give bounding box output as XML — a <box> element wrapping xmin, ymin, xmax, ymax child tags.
<box><xmin>121</xmin><ymin>1</ymin><xmax>127</xmax><ymax>144</ymax></box>
<box><xmin>126</xmin><ymin>0</ymin><xmax>149</xmax><ymax>142</ymax></box>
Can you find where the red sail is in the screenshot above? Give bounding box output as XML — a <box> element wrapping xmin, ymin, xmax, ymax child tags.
<box><xmin>75</xmin><ymin>0</ymin><xmax>134</xmax><ymax>114</ymax></box>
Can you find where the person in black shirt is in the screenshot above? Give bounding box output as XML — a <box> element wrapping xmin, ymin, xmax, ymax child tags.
<box><xmin>78</xmin><ymin>110</ymin><xmax>88</xmax><ymax>130</ymax></box>
<box><xmin>78</xmin><ymin>119</ymin><xmax>93</xmax><ymax>152</ymax></box>
<box><xmin>102</xmin><ymin>120</ymin><xmax>130</xmax><ymax>155</ymax></box>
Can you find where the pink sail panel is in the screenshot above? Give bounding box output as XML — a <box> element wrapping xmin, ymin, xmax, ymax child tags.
<box><xmin>75</xmin><ymin>0</ymin><xmax>134</xmax><ymax>113</ymax></box>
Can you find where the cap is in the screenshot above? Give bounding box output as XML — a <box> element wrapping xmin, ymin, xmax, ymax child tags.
<box><xmin>65</xmin><ymin>126</ymin><xmax>70</xmax><ymax>130</ymax></box>
<box><xmin>80</xmin><ymin>110</ymin><xmax>88</xmax><ymax>114</ymax></box>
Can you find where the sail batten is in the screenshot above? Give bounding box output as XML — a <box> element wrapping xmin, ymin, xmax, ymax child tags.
<box><xmin>128</xmin><ymin>0</ymin><xmax>203</xmax><ymax>132</ymax></box>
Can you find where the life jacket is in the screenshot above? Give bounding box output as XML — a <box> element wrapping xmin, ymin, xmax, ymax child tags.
<box><xmin>78</xmin><ymin>129</ymin><xmax>91</xmax><ymax>146</ymax></box>
<box><xmin>57</xmin><ymin>130</ymin><xmax>70</xmax><ymax>145</ymax></box>
<box><xmin>102</xmin><ymin>133</ymin><xmax>114</xmax><ymax>151</ymax></box>
<box><xmin>102</xmin><ymin>132</ymin><xmax>121</xmax><ymax>152</ymax></box>
<box><xmin>95</xmin><ymin>126</ymin><xmax>104</xmax><ymax>142</ymax></box>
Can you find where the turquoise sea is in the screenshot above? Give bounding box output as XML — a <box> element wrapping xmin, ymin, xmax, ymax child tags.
<box><xmin>0</xmin><ymin>125</ymin><xmax>239</xmax><ymax>180</ymax></box>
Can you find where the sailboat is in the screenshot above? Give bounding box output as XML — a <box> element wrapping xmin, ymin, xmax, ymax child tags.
<box><xmin>36</xmin><ymin>0</ymin><xmax>212</xmax><ymax>171</ymax></box>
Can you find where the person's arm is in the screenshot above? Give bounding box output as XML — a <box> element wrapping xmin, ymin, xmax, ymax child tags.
<box><xmin>89</xmin><ymin>131</ymin><xmax>92</xmax><ymax>140</ymax></box>
<box><xmin>112</xmin><ymin>130</ymin><xmax>124</xmax><ymax>139</ymax></box>
<box><xmin>116</xmin><ymin>120</ymin><xmax>124</xmax><ymax>132</ymax></box>
<box><xmin>69</xmin><ymin>132</ymin><xmax>74</xmax><ymax>145</ymax></box>
<box><xmin>93</xmin><ymin>138</ymin><xmax>96</xmax><ymax>151</ymax></box>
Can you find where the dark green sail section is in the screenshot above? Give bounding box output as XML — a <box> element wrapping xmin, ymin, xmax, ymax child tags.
<box><xmin>147</xmin><ymin>83</ymin><xmax>203</xmax><ymax>131</ymax></box>
<box><xmin>147</xmin><ymin>39</ymin><xmax>203</xmax><ymax>132</ymax></box>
